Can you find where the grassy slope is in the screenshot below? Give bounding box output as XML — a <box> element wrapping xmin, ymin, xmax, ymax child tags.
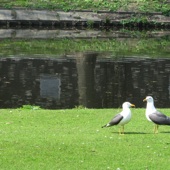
<box><xmin>1</xmin><ymin>0</ymin><xmax>169</xmax><ymax>14</ymax></box>
<box><xmin>0</xmin><ymin>108</ymin><xmax>170</xmax><ymax>170</ymax></box>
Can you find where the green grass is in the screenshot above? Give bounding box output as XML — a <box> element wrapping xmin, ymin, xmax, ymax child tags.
<box><xmin>1</xmin><ymin>0</ymin><xmax>169</xmax><ymax>15</ymax></box>
<box><xmin>0</xmin><ymin>108</ymin><xmax>170</xmax><ymax>170</ymax></box>
<box><xmin>0</xmin><ymin>38</ymin><xmax>169</xmax><ymax>58</ymax></box>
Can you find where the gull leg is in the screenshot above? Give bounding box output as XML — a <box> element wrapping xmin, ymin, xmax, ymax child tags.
<box><xmin>154</xmin><ymin>125</ymin><xmax>159</xmax><ymax>134</ymax></box>
<box><xmin>118</xmin><ymin>127</ymin><xmax>121</xmax><ymax>135</ymax></box>
<box><xmin>154</xmin><ymin>125</ymin><xmax>156</xmax><ymax>133</ymax></box>
<box><xmin>156</xmin><ymin>125</ymin><xmax>159</xmax><ymax>134</ymax></box>
<box><xmin>122</xmin><ymin>126</ymin><xmax>124</xmax><ymax>134</ymax></box>
<box><xmin>119</xmin><ymin>126</ymin><xmax>124</xmax><ymax>135</ymax></box>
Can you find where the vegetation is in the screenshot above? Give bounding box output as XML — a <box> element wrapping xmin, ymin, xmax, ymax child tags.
<box><xmin>1</xmin><ymin>0</ymin><xmax>169</xmax><ymax>15</ymax></box>
<box><xmin>19</xmin><ymin>105</ymin><xmax>42</xmax><ymax>110</ymax></box>
<box><xmin>0</xmin><ymin>108</ymin><xmax>170</xmax><ymax>169</ymax></box>
<box><xmin>0</xmin><ymin>37</ymin><xmax>169</xmax><ymax>58</ymax></box>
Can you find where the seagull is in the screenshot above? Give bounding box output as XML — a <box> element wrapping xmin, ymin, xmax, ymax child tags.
<box><xmin>102</xmin><ymin>102</ymin><xmax>135</xmax><ymax>134</ymax></box>
<box><xmin>143</xmin><ymin>96</ymin><xmax>170</xmax><ymax>133</ymax></box>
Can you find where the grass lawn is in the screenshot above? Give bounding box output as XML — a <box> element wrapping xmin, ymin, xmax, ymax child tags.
<box><xmin>0</xmin><ymin>108</ymin><xmax>170</xmax><ymax>170</ymax></box>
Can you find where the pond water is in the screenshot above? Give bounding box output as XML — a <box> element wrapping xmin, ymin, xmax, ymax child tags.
<box><xmin>0</xmin><ymin>54</ymin><xmax>169</xmax><ymax>109</ymax></box>
<box><xmin>0</xmin><ymin>29</ymin><xmax>169</xmax><ymax>109</ymax></box>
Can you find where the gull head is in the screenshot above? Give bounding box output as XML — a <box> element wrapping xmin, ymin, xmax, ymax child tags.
<box><xmin>122</xmin><ymin>102</ymin><xmax>135</xmax><ymax>109</ymax></box>
<box><xmin>143</xmin><ymin>96</ymin><xmax>154</xmax><ymax>103</ymax></box>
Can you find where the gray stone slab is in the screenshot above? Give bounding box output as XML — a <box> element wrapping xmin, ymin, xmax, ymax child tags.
<box><xmin>0</xmin><ymin>9</ymin><xmax>60</xmax><ymax>21</ymax></box>
<box><xmin>0</xmin><ymin>9</ymin><xmax>167</xmax><ymax>22</ymax></box>
<box><xmin>0</xmin><ymin>29</ymin><xmax>169</xmax><ymax>39</ymax></box>
<box><xmin>0</xmin><ymin>9</ymin><xmax>169</xmax><ymax>29</ymax></box>
<box><xmin>58</xmin><ymin>11</ymin><xmax>101</xmax><ymax>21</ymax></box>
<box><xmin>16</xmin><ymin>10</ymin><xmax>59</xmax><ymax>20</ymax></box>
<box><xmin>0</xmin><ymin>10</ymin><xmax>12</xmax><ymax>20</ymax></box>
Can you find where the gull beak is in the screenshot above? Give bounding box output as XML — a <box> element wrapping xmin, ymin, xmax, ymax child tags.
<box><xmin>143</xmin><ymin>98</ymin><xmax>147</xmax><ymax>102</ymax></box>
<box><xmin>131</xmin><ymin>104</ymin><xmax>135</xmax><ymax>107</ymax></box>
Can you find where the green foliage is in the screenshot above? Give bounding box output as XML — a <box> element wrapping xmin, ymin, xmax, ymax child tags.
<box><xmin>121</xmin><ymin>14</ymin><xmax>149</xmax><ymax>24</ymax></box>
<box><xmin>87</xmin><ymin>20</ymin><xmax>94</xmax><ymax>29</ymax></box>
<box><xmin>0</xmin><ymin>37</ymin><xmax>169</xmax><ymax>58</ymax></box>
<box><xmin>0</xmin><ymin>108</ymin><xmax>170</xmax><ymax>169</ymax></box>
<box><xmin>0</xmin><ymin>0</ymin><xmax>170</xmax><ymax>15</ymax></box>
<box><xmin>20</xmin><ymin>105</ymin><xmax>42</xmax><ymax>110</ymax></box>
<box><xmin>74</xmin><ymin>105</ymin><xmax>86</xmax><ymax>109</ymax></box>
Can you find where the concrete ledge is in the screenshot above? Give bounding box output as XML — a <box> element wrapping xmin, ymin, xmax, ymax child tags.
<box><xmin>0</xmin><ymin>9</ymin><xmax>169</xmax><ymax>29</ymax></box>
<box><xmin>0</xmin><ymin>29</ymin><xmax>169</xmax><ymax>39</ymax></box>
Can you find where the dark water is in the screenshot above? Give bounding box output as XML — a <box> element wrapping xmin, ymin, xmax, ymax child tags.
<box><xmin>0</xmin><ymin>53</ymin><xmax>169</xmax><ymax>109</ymax></box>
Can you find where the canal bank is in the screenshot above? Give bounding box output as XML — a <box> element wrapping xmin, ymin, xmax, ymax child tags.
<box><xmin>0</xmin><ymin>8</ymin><xmax>169</xmax><ymax>109</ymax></box>
<box><xmin>0</xmin><ymin>9</ymin><xmax>169</xmax><ymax>29</ymax></box>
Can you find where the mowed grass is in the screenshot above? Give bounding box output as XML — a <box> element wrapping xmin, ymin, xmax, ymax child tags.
<box><xmin>0</xmin><ymin>108</ymin><xmax>170</xmax><ymax>170</ymax></box>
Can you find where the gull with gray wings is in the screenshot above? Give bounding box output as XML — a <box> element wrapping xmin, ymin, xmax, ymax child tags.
<box><xmin>143</xmin><ymin>96</ymin><xmax>170</xmax><ymax>133</ymax></box>
<box><xmin>102</xmin><ymin>102</ymin><xmax>135</xmax><ymax>134</ymax></box>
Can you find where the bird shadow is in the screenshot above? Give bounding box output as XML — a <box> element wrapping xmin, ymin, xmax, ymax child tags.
<box><xmin>111</xmin><ymin>131</ymin><xmax>170</xmax><ymax>135</ymax></box>
<box><xmin>111</xmin><ymin>131</ymin><xmax>149</xmax><ymax>135</ymax></box>
<box><xmin>160</xmin><ymin>131</ymin><xmax>170</xmax><ymax>134</ymax></box>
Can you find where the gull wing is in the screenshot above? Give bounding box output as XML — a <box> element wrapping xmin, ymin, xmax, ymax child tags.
<box><xmin>108</xmin><ymin>114</ymin><xmax>123</xmax><ymax>126</ymax></box>
<box><xmin>149</xmin><ymin>111</ymin><xmax>170</xmax><ymax>125</ymax></box>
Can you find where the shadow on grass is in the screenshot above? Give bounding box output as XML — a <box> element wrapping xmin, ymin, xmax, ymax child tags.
<box><xmin>111</xmin><ymin>131</ymin><xmax>170</xmax><ymax>134</ymax></box>
<box><xmin>111</xmin><ymin>131</ymin><xmax>149</xmax><ymax>135</ymax></box>
<box><xmin>160</xmin><ymin>131</ymin><xmax>170</xmax><ymax>134</ymax></box>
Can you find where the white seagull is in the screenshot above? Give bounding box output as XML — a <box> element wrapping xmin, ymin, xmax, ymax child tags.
<box><xmin>143</xmin><ymin>96</ymin><xmax>170</xmax><ymax>133</ymax></box>
<box><xmin>102</xmin><ymin>102</ymin><xmax>135</xmax><ymax>134</ymax></box>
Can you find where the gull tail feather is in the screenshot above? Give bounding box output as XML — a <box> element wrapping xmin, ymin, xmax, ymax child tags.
<box><xmin>166</xmin><ymin>117</ymin><xmax>170</xmax><ymax>125</ymax></box>
<box><xmin>102</xmin><ymin>124</ymin><xmax>110</xmax><ymax>128</ymax></box>
<box><xmin>102</xmin><ymin>124</ymin><xmax>107</xmax><ymax>128</ymax></box>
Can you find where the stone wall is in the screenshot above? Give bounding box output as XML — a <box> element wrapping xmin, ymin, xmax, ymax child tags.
<box><xmin>0</xmin><ymin>9</ymin><xmax>169</xmax><ymax>29</ymax></box>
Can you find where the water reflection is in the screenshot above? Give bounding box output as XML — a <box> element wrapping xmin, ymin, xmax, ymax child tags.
<box><xmin>0</xmin><ymin>53</ymin><xmax>169</xmax><ymax>109</ymax></box>
<box><xmin>40</xmin><ymin>74</ymin><xmax>61</xmax><ymax>100</ymax></box>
